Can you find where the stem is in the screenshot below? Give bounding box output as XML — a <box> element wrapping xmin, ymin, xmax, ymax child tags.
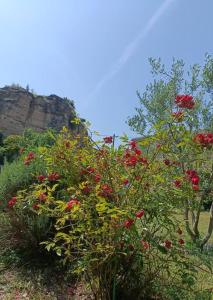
<box><xmin>201</xmin><ymin>201</ymin><xmax>213</xmax><ymax>248</ymax></box>
<box><xmin>184</xmin><ymin>206</ymin><xmax>196</xmax><ymax>241</ymax></box>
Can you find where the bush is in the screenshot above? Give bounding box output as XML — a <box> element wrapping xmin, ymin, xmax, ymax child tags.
<box><xmin>10</xmin><ymin>127</ymin><xmax>210</xmax><ymax>299</ymax></box>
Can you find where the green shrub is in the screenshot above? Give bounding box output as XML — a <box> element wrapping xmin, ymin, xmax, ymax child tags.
<box><xmin>0</xmin><ymin>156</ymin><xmax>45</xmax><ymax>208</ymax></box>
<box><xmin>12</xmin><ymin>127</ymin><xmax>211</xmax><ymax>299</ymax></box>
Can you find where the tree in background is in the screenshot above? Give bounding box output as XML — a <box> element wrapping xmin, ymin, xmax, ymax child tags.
<box><xmin>128</xmin><ymin>54</ymin><xmax>213</xmax><ymax>135</ymax></box>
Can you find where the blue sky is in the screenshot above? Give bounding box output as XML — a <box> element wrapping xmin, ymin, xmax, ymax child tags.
<box><xmin>0</xmin><ymin>0</ymin><xmax>212</xmax><ymax>138</ymax></box>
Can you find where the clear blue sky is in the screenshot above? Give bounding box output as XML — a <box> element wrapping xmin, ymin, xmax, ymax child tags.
<box><xmin>0</xmin><ymin>0</ymin><xmax>212</xmax><ymax>138</ymax></box>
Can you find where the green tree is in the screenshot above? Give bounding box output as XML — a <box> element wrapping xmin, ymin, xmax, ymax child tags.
<box><xmin>128</xmin><ymin>54</ymin><xmax>213</xmax><ymax>248</ymax></box>
<box><xmin>128</xmin><ymin>54</ymin><xmax>213</xmax><ymax>135</ymax></box>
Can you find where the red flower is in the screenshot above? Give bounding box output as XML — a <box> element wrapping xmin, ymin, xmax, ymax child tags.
<box><xmin>186</xmin><ymin>169</ymin><xmax>198</xmax><ymax>179</ymax></box>
<box><xmin>194</xmin><ymin>133</ymin><xmax>213</xmax><ymax>147</ymax></box>
<box><xmin>37</xmin><ymin>175</ymin><xmax>46</xmax><ymax>182</ymax></box>
<box><xmin>86</xmin><ymin>166</ymin><xmax>95</xmax><ymax>174</ymax></box>
<box><xmin>8</xmin><ymin>197</ymin><xmax>17</xmax><ymax>208</ymax></box>
<box><xmin>178</xmin><ymin>239</ymin><xmax>185</xmax><ymax>245</ymax></box>
<box><xmin>177</xmin><ymin>228</ymin><xmax>182</xmax><ymax>235</ymax></box>
<box><xmin>32</xmin><ymin>203</ymin><xmax>39</xmax><ymax>210</ymax></box>
<box><xmin>192</xmin><ymin>185</ymin><xmax>199</xmax><ymax>191</ymax></box>
<box><xmin>129</xmin><ymin>140</ymin><xmax>137</xmax><ymax>149</ymax></box>
<box><xmin>174</xmin><ymin>180</ymin><xmax>181</xmax><ymax>188</ymax></box>
<box><xmin>38</xmin><ymin>193</ymin><xmax>47</xmax><ymax>202</ymax></box>
<box><xmin>139</xmin><ymin>157</ymin><xmax>148</xmax><ymax>165</ymax></box>
<box><xmin>125</xmin><ymin>155</ymin><xmax>138</xmax><ymax>167</ymax></box>
<box><xmin>48</xmin><ymin>172</ymin><xmax>60</xmax><ymax>181</ymax></box>
<box><xmin>141</xmin><ymin>240</ymin><xmax>150</xmax><ymax>250</ymax></box>
<box><xmin>28</xmin><ymin>152</ymin><xmax>35</xmax><ymax>159</ymax></box>
<box><xmin>134</xmin><ymin>148</ymin><xmax>142</xmax><ymax>156</ymax></box>
<box><xmin>175</xmin><ymin>95</ymin><xmax>195</xmax><ymax>109</ymax></box>
<box><xmin>135</xmin><ymin>175</ymin><xmax>141</xmax><ymax>181</ymax></box>
<box><xmin>103</xmin><ymin>136</ymin><xmax>113</xmax><ymax>144</ymax></box>
<box><xmin>164</xmin><ymin>240</ymin><xmax>172</xmax><ymax>249</ymax></box>
<box><xmin>123</xmin><ymin>178</ymin><xmax>129</xmax><ymax>186</ymax></box>
<box><xmin>94</xmin><ymin>174</ymin><xmax>101</xmax><ymax>182</ymax></box>
<box><xmin>191</xmin><ymin>176</ymin><xmax>199</xmax><ymax>185</ymax></box>
<box><xmin>66</xmin><ymin>198</ymin><xmax>80</xmax><ymax>210</ymax></box>
<box><xmin>82</xmin><ymin>185</ymin><xmax>91</xmax><ymax>195</ymax></box>
<box><xmin>135</xmin><ymin>209</ymin><xmax>144</xmax><ymax>218</ymax></box>
<box><xmin>164</xmin><ymin>159</ymin><xmax>171</xmax><ymax>166</ymax></box>
<box><xmin>99</xmin><ymin>184</ymin><xmax>113</xmax><ymax>197</ymax></box>
<box><xmin>156</xmin><ymin>144</ymin><xmax>161</xmax><ymax>149</ymax></box>
<box><xmin>123</xmin><ymin>218</ymin><xmax>134</xmax><ymax>229</ymax></box>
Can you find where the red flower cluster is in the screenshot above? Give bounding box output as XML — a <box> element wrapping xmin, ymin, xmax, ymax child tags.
<box><xmin>175</xmin><ymin>95</ymin><xmax>195</xmax><ymax>109</ymax></box>
<box><xmin>172</xmin><ymin>111</ymin><xmax>184</xmax><ymax>121</ymax></box>
<box><xmin>38</xmin><ymin>193</ymin><xmax>47</xmax><ymax>202</ymax></box>
<box><xmin>123</xmin><ymin>218</ymin><xmax>134</xmax><ymax>229</ymax></box>
<box><xmin>8</xmin><ymin>196</ymin><xmax>17</xmax><ymax>208</ymax></box>
<box><xmin>24</xmin><ymin>151</ymin><xmax>35</xmax><ymax>165</ymax></box>
<box><xmin>178</xmin><ymin>238</ymin><xmax>185</xmax><ymax>245</ymax></box>
<box><xmin>103</xmin><ymin>136</ymin><xmax>113</xmax><ymax>144</ymax></box>
<box><xmin>99</xmin><ymin>184</ymin><xmax>113</xmax><ymax>198</ymax></box>
<box><xmin>164</xmin><ymin>240</ymin><xmax>172</xmax><ymax>249</ymax></box>
<box><xmin>123</xmin><ymin>143</ymin><xmax>147</xmax><ymax>167</ymax></box>
<box><xmin>48</xmin><ymin>172</ymin><xmax>60</xmax><ymax>182</ymax></box>
<box><xmin>141</xmin><ymin>240</ymin><xmax>150</xmax><ymax>250</ymax></box>
<box><xmin>66</xmin><ymin>198</ymin><xmax>80</xmax><ymax>210</ymax></box>
<box><xmin>32</xmin><ymin>203</ymin><xmax>39</xmax><ymax>210</ymax></box>
<box><xmin>37</xmin><ymin>175</ymin><xmax>46</xmax><ymax>182</ymax></box>
<box><xmin>123</xmin><ymin>178</ymin><xmax>129</xmax><ymax>186</ymax></box>
<box><xmin>174</xmin><ymin>179</ymin><xmax>182</xmax><ymax>188</ymax></box>
<box><xmin>193</xmin><ymin>133</ymin><xmax>213</xmax><ymax>147</ymax></box>
<box><xmin>186</xmin><ymin>169</ymin><xmax>200</xmax><ymax>191</ymax></box>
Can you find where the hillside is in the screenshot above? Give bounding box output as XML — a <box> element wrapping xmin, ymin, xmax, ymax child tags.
<box><xmin>0</xmin><ymin>85</ymin><xmax>83</xmax><ymax>136</ymax></box>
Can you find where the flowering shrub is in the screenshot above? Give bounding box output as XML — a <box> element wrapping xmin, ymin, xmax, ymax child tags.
<box><xmin>9</xmin><ymin>126</ymin><xmax>209</xmax><ymax>299</ymax></box>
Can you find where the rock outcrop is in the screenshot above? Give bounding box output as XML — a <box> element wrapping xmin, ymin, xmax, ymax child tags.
<box><xmin>0</xmin><ymin>85</ymin><xmax>83</xmax><ymax>136</ymax></box>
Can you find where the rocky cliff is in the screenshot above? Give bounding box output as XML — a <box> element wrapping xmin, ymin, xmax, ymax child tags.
<box><xmin>0</xmin><ymin>85</ymin><xmax>83</xmax><ymax>136</ymax></box>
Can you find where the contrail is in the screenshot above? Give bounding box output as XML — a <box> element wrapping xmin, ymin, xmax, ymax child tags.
<box><xmin>85</xmin><ymin>0</ymin><xmax>175</xmax><ymax>105</ymax></box>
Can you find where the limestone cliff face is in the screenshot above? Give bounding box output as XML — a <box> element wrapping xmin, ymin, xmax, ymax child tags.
<box><xmin>0</xmin><ymin>86</ymin><xmax>82</xmax><ymax>136</ymax></box>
